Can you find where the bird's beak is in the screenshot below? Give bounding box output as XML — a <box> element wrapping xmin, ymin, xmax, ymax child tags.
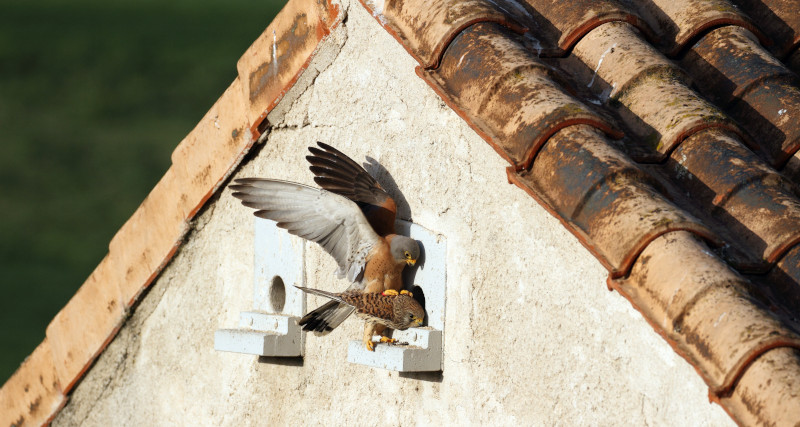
<box><xmin>406</xmin><ymin>259</ymin><xmax>416</xmax><ymax>266</ymax></box>
<box><xmin>413</xmin><ymin>317</ymin><xmax>423</xmax><ymax>325</ymax></box>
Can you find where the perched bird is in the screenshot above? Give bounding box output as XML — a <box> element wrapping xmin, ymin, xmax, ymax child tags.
<box><xmin>295</xmin><ymin>287</ymin><xmax>424</xmax><ymax>335</ymax></box>
<box><xmin>230</xmin><ymin>142</ymin><xmax>421</xmax><ymax>351</ymax></box>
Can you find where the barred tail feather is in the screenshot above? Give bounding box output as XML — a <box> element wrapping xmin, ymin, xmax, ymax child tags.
<box><xmin>298</xmin><ymin>300</ymin><xmax>356</xmax><ymax>335</ymax></box>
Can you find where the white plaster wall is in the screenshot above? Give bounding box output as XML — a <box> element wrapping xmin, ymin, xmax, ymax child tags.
<box><xmin>53</xmin><ymin>1</ymin><xmax>733</xmax><ymax>425</ymax></box>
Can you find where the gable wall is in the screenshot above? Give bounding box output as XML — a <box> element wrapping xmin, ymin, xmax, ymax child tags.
<box><xmin>53</xmin><ymin>2</ymin><xmax>731</xmax><ymax>424</ymax></box>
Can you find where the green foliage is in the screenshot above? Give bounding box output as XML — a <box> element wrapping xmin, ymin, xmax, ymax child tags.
<box><xmin>0</xmin><ymin>0</ymin><xmax>287</xmax><ymax>383</ymax></box>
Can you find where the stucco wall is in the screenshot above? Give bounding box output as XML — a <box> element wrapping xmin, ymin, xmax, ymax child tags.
<box><xmin>53</xmin><ymin>1</ymin><xmax>733</xmax><ymax>425</ymax></box>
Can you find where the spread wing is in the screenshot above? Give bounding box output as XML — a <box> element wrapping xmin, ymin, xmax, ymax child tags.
<box><xmin>306</xmin><ymin>142</ymin><xmax>397</xmax><ymax>237</ymax></box>
<box><xmin>231</xmin><ymin>178</ymin><xmax>381</xmax><ymax>284</ymax></box>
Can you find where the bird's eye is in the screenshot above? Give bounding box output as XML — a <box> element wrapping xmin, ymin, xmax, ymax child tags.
<box><xmin>404</xmin><ymin>251</ymin><xmax>411</xmax><ymax>259</ymax></box>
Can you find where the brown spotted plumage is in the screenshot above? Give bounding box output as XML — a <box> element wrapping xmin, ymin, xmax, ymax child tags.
<box><xmin>296</xmin><ymin>287</ymin><xmax>424</xmax><ymax>334</ymax></box>
<box><xmin>230</xmin><ymin>142</ymin><xmax>420</xmax><ymax>351</ymax></box>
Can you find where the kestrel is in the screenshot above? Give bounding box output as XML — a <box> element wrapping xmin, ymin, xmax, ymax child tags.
<box><xmin>296</xmin><ymin>287</ymin><xmax>424</xmax><ymax>340</ymax></box>
<box><xmin>230</xmin><ymin>143</ymin><xmax>421</xmax><ymax>351</ymax></box>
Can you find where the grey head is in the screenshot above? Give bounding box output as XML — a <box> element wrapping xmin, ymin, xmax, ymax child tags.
<box><xmin>389</xmin><ymin>236</ymin><xmax>420</xmax><ymax>266</ymax></box>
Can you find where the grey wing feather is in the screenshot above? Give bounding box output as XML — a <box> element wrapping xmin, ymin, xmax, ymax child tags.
<box><xmin>231</xmin><ymin>178</ymin><xmax>380</xmax><ymax>284</ymax></box>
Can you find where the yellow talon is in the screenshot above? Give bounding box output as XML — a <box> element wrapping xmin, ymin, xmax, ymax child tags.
<box><xmin>380</xmin><ymin>336</ymin><xmax>397</xmax><ymax>344</ymax></box>
<box><xmin>400</xmin><ymin>290</ymin><xmax>413</xmax><ymax>297</ymax></box>
<box><xmin>382</xmin><ymin>289</ymin><xmax>399</xmax><ymax>296</ymax></box>
<box><xmin>365</xmin><ymin>340</ymin><xmax>375</xmax><ymax>352</ymax></box>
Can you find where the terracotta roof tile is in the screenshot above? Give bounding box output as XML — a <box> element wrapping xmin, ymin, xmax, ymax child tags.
<box><xmin>729</xmin><ymin>0</ymin><xmax>800</xmax><ymax>59</ymax></box>
<box><xmin>419</xmin><ymin>22</ymin><xmax>622</xmax><ymax>170</ymax></box>
<box><xmin>564</xmin><ymin>22</ymin><xmax>744</xmax><ymax>161</ymax></box>
<box><xmin>721</xmin><ymin>347</ymin><xmax>800</xmax><ymax>425</ymax></box>
<box><xmin>356</xmin><ymin>0</ymin><xmax>800</xmax><ymax>422</ymax></box>
<box><xmin>171</xmin><ymin>77</ymin><xmax>253</xmax><ymax>218</ymax></box>
<box><xmin>633</xmin><ymin>0</ymin><xmax>763</xmax><ymax>56</ymax></box>
<box><xmin>680</xmin><ymin>25</ymin><xmax>800</xmax><ymax>168</ymax></box>
<box><xmin>519</xmin><ymin>0</ymin><xmax>653</xmax><ymax>55</ymax></box>
<box><xmin>45</xmin><ymin>256</ymin><xmax>125</xmax><ymax>393</ymax></box>
<box><xmin>112</xmin><ymin>167</ymin><xmax>189</xmax><ymax>307</ymax></box>
<box><xmin>237</xmin><ymin>0</ymin><xmax>341</xmax><ymax>136</ymax></box>
<box><xmin>666</xmin><ymin>128</ymin><xmax>800</xmax><ymax>265</ymax></box>
<box><xmin>508</xmin><ymin>125</ymin><xmax>718</xmax><ymax>278</ymax></box>
<box><xmin>0</xmin><ymin>339</ymin><xmax>64</xmax><ymax>427</ymax></box>
<box><xmin>789</xmin><ymin>47</ymin><xmax>800</xmax><ymax>74</ymax></box>
<box><xmin>612</xmin><ymin>231</ymin><xmax>800</xmax><ymax>395</ymax></box>
<box><xmin>515</xmin><ymin>0</ymin><xmax>765</xmax><ymax>57</ymax></box>
<box><xmin>765</xmin><ymin>244</ymin><xmax>800</xmax><ymax>320</ymax></box>
<box><xmin>359</xmin><ymin>0</ymin><xmax>530</xmax><ymax>69</ymax></box>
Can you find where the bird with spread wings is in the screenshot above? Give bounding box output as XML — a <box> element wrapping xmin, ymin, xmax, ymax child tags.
<box><xmin>230</xmin><ymin>142</ymin><xmax>421</xmax><ymax>351</ymax></box>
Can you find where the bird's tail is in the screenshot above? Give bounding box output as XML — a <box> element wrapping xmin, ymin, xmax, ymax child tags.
<box><xmin>295</xmin><ymin>286</ymin><xmax>343</xmax><ymax>303</ymax></box>
<box><xmin>296</xmin><ymin>287</ymin><xmax>355</xmax><ymax>335</ymax></box>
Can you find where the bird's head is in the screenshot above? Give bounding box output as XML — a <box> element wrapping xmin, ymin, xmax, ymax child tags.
<box><xmin>396</xmin><ymin>296</ymin><xmax>425</xmax><ymax>329</ymax></box>
<box><xmin>390</xmin><ymin>236</ymin><xmax>420</xmax><ymax>266</ymax></box>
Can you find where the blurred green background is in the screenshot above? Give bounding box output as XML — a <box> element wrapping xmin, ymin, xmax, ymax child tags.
<box><xmin>0</xmin><ymin>0</ymin><xmax>287</xmax><ymax>384</ymax></box>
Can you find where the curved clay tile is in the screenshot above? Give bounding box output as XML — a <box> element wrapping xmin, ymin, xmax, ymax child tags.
<box><xmin>509</xmin><ymin>125</ymin><xmax>718</xmax><ymax>278</ymax></box>
<box><xmin>612</xmin><ymin>231</ymin><xmax>800</xmax><ymax>396</ymax></box>
<box><xmin>681</xmin><ymin>26</ymin><xmax>800</xmax><ymax>168</ymax></box>
<box><xmin>633</xmin><ymin>0</ymin><xmax>765</xmax><ymax>56</ymax></box>
<box><xmin>358</xmin><ymin>0</ymin><xmax>531</xmax><ymax>68</ymax></box>
<box><xmin>729</xmin><ymin>0</ymin><xmax>800</xmax><ymax>59</ymax></box>
<box><xmin>237</xmin><ymin>0</ymin><xmax>342</xmax><ymax>135</ymax></box>
<box><xmin>564</xmin><ymin>22</ymin><xmax>744</xmax><ymax>161</ymax></box>
<box><xmin>420</xmin><ymin>23</ymin><xmax>622</xmax><ymax>170</ymax></box>
<box><xmin>520</xmin><ymin>0</ymin><xmax>654</xmax><ymax>55</ymax></box>
<box><xmin>667</xmin><ymin>129</ymin><xmax>800</xmax><ymax>265</ymax></box>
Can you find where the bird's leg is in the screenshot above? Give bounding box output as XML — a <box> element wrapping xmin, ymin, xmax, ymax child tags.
<box><xmin>375</xmin><ymin>324</ymin><xmax>397</xmax><ymax>344</ymax></box>
<box><xmin>363</xmin><ymin>322</ymin><xmax>377</xmax><ymax>351</ymax></box>
<box><xmin>400</xmin><ymin>290</ymin><xmax>413</xmax><ymax>297</ymax></box>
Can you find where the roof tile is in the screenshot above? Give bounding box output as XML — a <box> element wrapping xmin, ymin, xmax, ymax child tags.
<box><xmin>509</xmin><ymin>125</ymin><xmax>718</xmax><ymax>277</ymax></box>
<box><xmin>565</xmin><ymin>22</ymin><xmax>745</xmax><ymax>161</ymax></box>
<box><xmin>113</xmin><ymin>167</ymin><xmax>189</xmax><ymax>307</ymax></box>
<box><xmin>634</xmin><ymin>0</ymin><xmax>762</xmax><ymax>56</ymax></box>
<box><xmin>420</xmin><ymin>22</ymin><xmax>622</xmax><ymax>170</ymax></box>
<box><xmin>615</xmin><ymin>71</ymin><xmax>739</xmax><ymax>159</ymax></box>
<box><xmin>237</xmin><ymin>0</ymin><xmax>341</xmax><ymax>134</ymax></box>
<box><xmin>359</xmin><ymin>0</ymin><xmax>529</xmax><ymax>69</ymax></box>
<box><xmin>45</xmin><ymin>256</ymin><xmax>124</xmax><ymax>393</ymax></box>
<box><xmin>680</xmin><ymin>25</ymin><xmax>800</xmax><ymax>167</ymax></box>
<box><xmin>666</xmin><ymin>128</ymin><xmax>800</xmax><ymax>264</ymax></box>
<box><xmin>612</xmin><ymin>231</ymin><xmax>800</xmax><ymax>395</ymax></box>
<box><xmin>565</xmin><ymin>21</ymin><xmax>676</xmax><ymax>102</ymax></box>
<box><xmin>681</xmin><ymin>26</ymin><xmax>793</xmax><ymax>104</ymax></box>
<box><xmin>789</xmin><ymin>47</ymin><xmax>800</xmax><ymax>75</ymax></box>
<box><xmin>764</xmin><ymin>244</ymin><xmax>800</xmax><ymax>321</ymax></box>
<box><xmin>0</xmin><ymin>339</ymin><xmax>64</xmax><ymax>427</ymax></box>
<box><xmin>520</xmin><ymin>0</ymin><xmax>652</xmax><ymax>55</ymax></box>
<box><xmin>674</xmin><ymin>276</ymin><xmax>800</xmax><ymax>395</ymax></box>
<box><xmin>729</xmin><ymin>0</ymin><xmax>800</xmax><ymax>59</ymax></box>
<box><xmin>720</xmin><ymin>347</ymin><xmax>800</xmax><ymax>425</ymax></box>
<box><xmin>171</xmin><ymin>77</ymin><xmax>252</xmax><ymax>219</ymax></box>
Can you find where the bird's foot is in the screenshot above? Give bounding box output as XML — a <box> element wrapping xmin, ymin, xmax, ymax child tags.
<box><xmin>381</xmin><ymin>289</ymin><xmax>414</xmax><ymax>297</ymax></box>
<box><xmin>379</xmin><ymin>336</ymin><xmax>397</xmax><ymax>344</ymax></box>
<box><xmin>364</xmin><ymin>338</ymin><xmax>375</xmax><ymax>352</ymax></box>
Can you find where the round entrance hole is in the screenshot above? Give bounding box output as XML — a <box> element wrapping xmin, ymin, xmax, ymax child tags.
<box><xmin>270</xmin><ymin>276</ymin><xmax>286</xmax><ymax>313</ymax></box>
